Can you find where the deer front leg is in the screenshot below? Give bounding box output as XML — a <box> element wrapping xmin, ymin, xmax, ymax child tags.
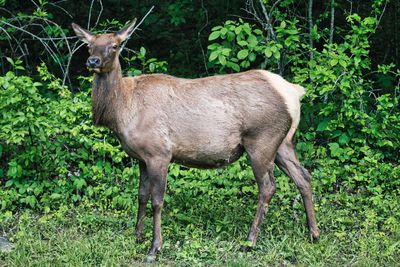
<box><xmin>144</xmin><ymin>157</ymin><xmax>169</xmax><ymax>263</ymax></box>
<box><xmin>241</xmin><ymin>136</ymin><xmax>279</xmax><ymax>251</ymax></box>
<box><xmin>242</xmin><ymin>162</ymin><xmax>276</xmax><ymax>251</ymax></box>
<box><xmin>135</xmin><ymin>161</ymin><xmax>151</xmax><ymax>242</ymax></box>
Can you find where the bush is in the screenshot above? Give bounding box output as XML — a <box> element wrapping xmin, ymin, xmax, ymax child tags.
<box><xmin>206</xmin><ymin>9</ymin><xmax>400</xmax><ymax>199</ymax></box>
<box><xmin>0</xmin><ymin>64</ymin><xmax>137</xmax><ymax>212</ymax></box>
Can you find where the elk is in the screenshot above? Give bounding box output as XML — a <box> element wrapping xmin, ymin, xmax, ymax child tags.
<box><xmin>72</xmin><ymin>19</ymin><xmax>320</xmax><ymax>263</ymax></box>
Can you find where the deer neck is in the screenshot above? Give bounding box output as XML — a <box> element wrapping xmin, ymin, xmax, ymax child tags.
<box><xmin>91</xmin><ymin>59</ymin><xmax>124</xmax><ymax>131</ymax></box>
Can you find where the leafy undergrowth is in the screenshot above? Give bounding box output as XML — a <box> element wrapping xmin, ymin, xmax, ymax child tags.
<box><xmin>1</xmin><ymin>190</ymin><xmax>399</xmax><ymax>267</ymax></box>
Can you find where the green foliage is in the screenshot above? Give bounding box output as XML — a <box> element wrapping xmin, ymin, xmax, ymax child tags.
<box><xmin>167</xmin><ymin>0</ymin><xmax>192</xmax><ymax>26</ymax></box>
<box><xmin>0</xmin><ymin>1</ymin><xmax>399</xmax><ymax>265</ymax></box>
<box><xmin>124</xmin><ymin>47</ymin><xmax>168</xmax><ymax>76</ymax></box>
<box><xmin>207</xmin><ymin>18</ymin><xmax>301</xmax><ymax>73</ymax></box>
<box><xmin>293</xmin><ymin>15</ymin><xmax>400</xmax><ymax>164</ymax></box>
<box><xmin>206</xmin><ymin>6</ymin><xmax>400</xmax><ymax>199</ymax></box>
<box><xmin>0</xmin><ymin>65</ymin><xmax>135</xmax><ymax>212</ymax></box>
<box><xmin>208</xmin><ymin>19</ymin><xmax>271</xmax><ymax>72</ymax></box>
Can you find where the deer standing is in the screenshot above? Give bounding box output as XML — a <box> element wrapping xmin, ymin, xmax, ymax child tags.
<box><xmin>72</xmin><ymin>19</ymin><xmax>320</xmax><ymax>263</ymax></box>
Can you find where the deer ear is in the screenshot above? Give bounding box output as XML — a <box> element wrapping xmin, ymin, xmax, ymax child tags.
<box><xmin>116</xmin><ymin>18</ymin><xmax>137</xmax><ymax>42</ymax></box>
<box><xmin>71</xmin><ymin>23</ymin><xmax>94</xmax><ymax>44</ymax></box>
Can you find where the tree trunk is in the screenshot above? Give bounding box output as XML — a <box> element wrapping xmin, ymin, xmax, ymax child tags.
<box><xmin>329</xmin><ymin>0</ymin><xmax>335</xmax><ymax>45</ymax></box>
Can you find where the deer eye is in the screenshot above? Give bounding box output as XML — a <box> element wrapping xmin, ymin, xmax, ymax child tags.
<box><xmin>112</xmin><ymin>44</ymin><xmax>119</xmax><ymax>50</ymax></box>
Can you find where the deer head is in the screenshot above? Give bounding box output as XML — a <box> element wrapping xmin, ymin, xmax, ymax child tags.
<box><xmin>72</xmin><ymin>19</ymin><xmax>137</xmax><ymax>73</ymax></box>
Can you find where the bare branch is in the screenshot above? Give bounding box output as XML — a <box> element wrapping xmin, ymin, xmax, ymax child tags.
<box><xmin>87</xmin><ymin>0</ymin><xmax>95</xmax><ymax>29</ymax></box>
<box><xmin>87</xmin><ymin>0</ymin><xmax>103</xmax><ymax>29</ymax></box>
<box><xmin>197</xmin><ymin>0</ymin><xmax>209</xmax><ymax>75</ymax></box>
<box><xmin>258</xmin><ymin>0</ymin><xmax>277</xmax><ymax>40</ymax></box>
<box><xmin>374</xmin><ymin>0</ymin><xmax>388</xmax><ymax>33</ymax></box>
<box><xmin>119</xmin><ymin>6</ymin><xmax>155</xmax><ymax>52</ymax></box>
<box><xmin>47</xmin><ymin>2</ymin><xmax>73</xmax><ymax>18</ymax></box>
<box><xmin>0</xmin><ymin>20</ymin><xmax>67</xmax><ymax>78</ymax></box>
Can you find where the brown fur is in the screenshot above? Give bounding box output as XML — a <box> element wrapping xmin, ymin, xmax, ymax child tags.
<box><xmin>72</xmin><ymin>21</ymin><xmax>320</xmax><ymax>262</ymax></box>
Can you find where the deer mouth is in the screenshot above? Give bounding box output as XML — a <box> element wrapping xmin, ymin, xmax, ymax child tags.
<box><xmin>88</xmin><ymin>67</ymin><xmax>102</xmax><ymax>73</ymax></box>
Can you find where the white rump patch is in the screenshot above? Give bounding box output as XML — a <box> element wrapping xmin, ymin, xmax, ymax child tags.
<box><xmin>257</xmin><ymin>70</ymin><xmax>305</xmax><ymax>141</ymax></box>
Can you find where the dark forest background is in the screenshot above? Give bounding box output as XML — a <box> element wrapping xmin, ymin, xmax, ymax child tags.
<box><xmin>1</xmin><ymin>1</ymin><xmax>399</xmax><ymax>78</ymax></box>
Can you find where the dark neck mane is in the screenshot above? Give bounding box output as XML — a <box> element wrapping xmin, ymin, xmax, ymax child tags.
<box><xmin>92</xmin><ymin>61</ymin><xmax>122</xmax><ymax>131</ymax></box>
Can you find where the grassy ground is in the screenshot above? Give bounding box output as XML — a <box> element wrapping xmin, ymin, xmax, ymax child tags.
<box><xmin>1</xmin><ymin>192</ymin><xmax>399</xmax><ymax>267</ymax></box>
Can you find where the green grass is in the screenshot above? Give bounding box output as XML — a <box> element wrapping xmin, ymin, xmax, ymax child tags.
<box><xmin>1</xmin><ymin>193</ymin><xmax>399</xmax><ymax>267</ymax></box>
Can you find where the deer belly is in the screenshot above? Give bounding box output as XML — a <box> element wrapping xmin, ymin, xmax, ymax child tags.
<box><xmin>172</xmin><ymin>143</ymin><xmax>245</xmax><ymax>169</ymax></box>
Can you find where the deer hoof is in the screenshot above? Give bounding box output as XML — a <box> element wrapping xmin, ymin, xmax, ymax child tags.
<box><xmin>239</xmin><ymin>245</ymin><xmax>253</xmax><ymax>252</ymax></box>
<box><xmin>135</xmin><ymin>234</ymin><xmax>144</xmax><ymax>244</ymax></box>
<box><xmin>310</xmin><ymin>230</ymin><xmax>320</xmax><ymax>242</ymax></box>
<box><xmin>145</xmin><ymin>255</ymin><xmax>156</xmax><ymax>264</ymax></box>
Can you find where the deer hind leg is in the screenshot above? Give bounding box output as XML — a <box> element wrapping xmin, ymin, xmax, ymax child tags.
<box><xmin>275</xmin><ymin>141</ymin><xmax>320</xmax><ymax>239</ymax></box>
<box><xmin>242</xmin><ymin>138</ymin><xmax>280</xmax><ymax>250</ymax></box>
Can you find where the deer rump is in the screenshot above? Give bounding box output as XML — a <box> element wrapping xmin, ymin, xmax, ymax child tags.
<box><xmin>114</xmin><ymin>70</ymin><xmax>304</xmax><ymax>168</ymax></box>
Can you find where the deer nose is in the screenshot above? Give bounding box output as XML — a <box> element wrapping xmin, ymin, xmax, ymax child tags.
<box><xmin>87</xmin><ymin>57</ymin><xmax>101</xmax><ymax>68</ymax></box>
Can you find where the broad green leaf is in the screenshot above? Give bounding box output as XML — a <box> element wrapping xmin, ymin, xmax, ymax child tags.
<box><xmin>247</xmin><ymin>35</ymin><xmax>258</xmax><ymax>48</ymax></box>
<box><xmin>209</xmin><ymin>51</ymin><xmax>219</xmax><ymax>61</ymax></box>
<box><xmin>211</xmin><ymin>25</ymin><xmax>222</xmax><ymax>31</ymax></box>
<box><xmin>208</xmin><ymin>31</ymin><xmax>221</xmax><ymax>41</ymax></box>
<box><xmin>330</xmin><ymin>59</ymin><xmax>338</xmax><ymax>66</ymax></box>
<box><xmin>218</xmin><ymin>54</ymin><xmax>227</xmax><ymax>65</ymax></box>
<box><xmin>317</xmin><ymin>120</ymin><xmax>329</xmax><ymax>131</ymax></box>
<box><xmin>339</xmin><ymin>133</ymin><xmax>350</xmax><ymax>144</ymax></box>
<box><xmin>5</xmin><ymin>180</ymin><xmax>13</xmax><ymax>187</ymax></box>
<box><xmin>248</xmin><ymin>52</ymin><xmax>256</xmax><ymax>62</ymax></box>
<box><xmin>6</xmin><ymin>57</ymin><xmax>14</xmax><ymax>65</ymax></box>
<box><xmin>237</xmin><ymin>49</ymin><xmax>249</xmax><ymax>60</ymax></box>
<box><xmin>286</xmin><ymin>29</ymin><xmax>298</xmax><ymax>35</ymax></box>
<box><xmin>328</xmin><ymin>143</ymin><xmax>342</xmax><ymax>157</ymax></box>
<box><xmin>273</xmin><ymin>51</ymin><xmax>281</xmax><ymax>59</ymax></box>
<box><xmin>339</xmin><ymin>59</ymin><xmax>347</xmax><ymax>68</ymax></box>
<box><xmin>226</xmin><ymin>31</ymin><xmax>235</xmax><ymax>41</ymax></box>
<box><xmin>74</xmin><ymin>178</ymin><xmax>87</xmax><ymax>190</ymax></box>
<box><xmin>221</xmin><ymin>48</ymin><xmax>231</xmax><ymax>56</ymax></box>
<box><xmin>234</xmin><ymin>26</ymin><xmax>242</xmax><ymax>35</ymax></box>
<box><xmin>264</xmin><ymin>47</ymin><xmax>272</xmax><ymax>58</ymax></box>
<box><xmin>140</xmin><ymin>47</ymin><xmax>146</xmax><ymax>57</ymax></box>
<box><xmin>227</xmin><ymin>62</ymin><xmax>240</xmax><ymax>72</ymax></box>
<box><xmin>207</xmin><ymin>43</ymin><xmax>219</xmax><ymax>50</ymax></box>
